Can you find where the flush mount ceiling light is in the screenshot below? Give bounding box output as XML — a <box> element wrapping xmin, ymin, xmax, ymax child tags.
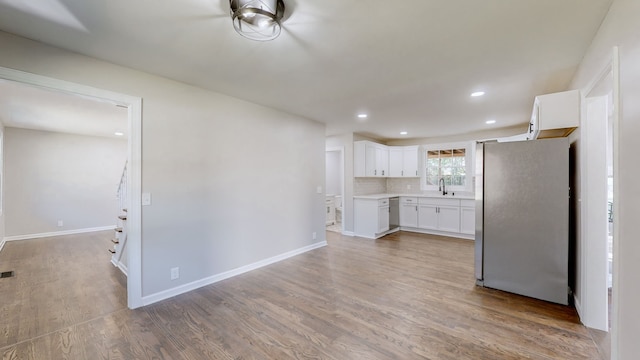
<box><xmin>486</xmin><ymin>120</ymin><xmax>497</xmax><ymax>125</ymax></box>
<box><xmin>357</xmin><ymin>113</ymin><xmax>368</xmax><ymax>119</ymax></box>
<box><xmin>230</xmin><ymin>0</ymin><xmax>285</xmax><ymax>41</ymax></box>
<box><xmin>471</xmin><ymin>91</ymin><xmax>485</xmax><ymax>97</ymax></box>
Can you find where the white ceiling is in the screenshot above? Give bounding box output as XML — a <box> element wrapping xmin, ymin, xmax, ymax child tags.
<box><xmin>0</xmin><ymin>79</ymin><xmax>128</xmax><ymax>139</ymax></box>
<box><xmin>0</xmin><ymin>0</ymin><xmax>612</xmax><ymax>141</ymax></box>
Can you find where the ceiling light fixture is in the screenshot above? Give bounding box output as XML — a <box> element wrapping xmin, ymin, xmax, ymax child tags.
<box><xmin>471</xmin><ymin>91</ymin><xmax>485</xmax><ymax>97</ymax></box>
<box><xmin>486</xmin><ymin>120</ymin><xmax>496</xmax><ymax>125</ymax></box>
<box><xmin>114</xmin><ymin>132</ymin><xmax>124</xmax><ymax>136</ymax></box>
<box><xmin>230</xmin><ymin>0</ymin><xmax>285</xmax><ymax>41</ymax></box>
<box><xmin>400</xmin><ymin>131</ymin><xmax>408</xmax><ymax>135</ymax></box>
<box><xmin>357</xmin><ymin>114</ymin><xmax>368</xmax><ymax>119</ymax></box>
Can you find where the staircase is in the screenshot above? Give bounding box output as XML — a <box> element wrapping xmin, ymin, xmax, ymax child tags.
<box><xmin>110</xmin><ymin>162</ymin><xmax>128</xmax><ymax>275</ymax></box>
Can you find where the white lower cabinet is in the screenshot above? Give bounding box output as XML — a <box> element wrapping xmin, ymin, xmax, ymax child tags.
<box><xmin>437</xmin><ymin>205</ymin><xmax>461</xmax><ymax>233</ymax></box>
<box><xmin>417</xmin><ymin>198</ymin><xmax>460</xmax><ymax>232</ymax></box>
<box><xmin>354</xmin><ymin>198</ymin><xmax>391</xmax><ymax>239</ymax></box>
<box><xmin>400</xmin><ymin>197</ymin><xmax>418</xmax><ymax>227</ymax></box>
<box><xmin>357</xmin><ymin>196</ymin><xmax>475</xmax><ymax>240</ymax></box>
<box><xmin>378</xmin><ymin>205</ymin><xmax>390</xmax><ymax>233</ymax></box>
<box><xmin>460</xmin><ymin>199</ymin><xmax>475</xmax><ymax>235</ymax></box>
<box><xmin>417</xmin><ymin>204</ymin><xmax>438</xmax><ymax>230</ymax></box>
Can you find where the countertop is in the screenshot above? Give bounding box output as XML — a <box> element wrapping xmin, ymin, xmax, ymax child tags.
<box><xmin>353</xmin><ymin>193</ymin><xmax>475</xmax><ymax>200</ymax></box>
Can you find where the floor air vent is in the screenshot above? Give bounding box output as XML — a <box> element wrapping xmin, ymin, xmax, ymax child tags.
<box><xmin>1</xmin><ymin>271</ymin><xmax>15</xmax><ymax>278</ymax></box>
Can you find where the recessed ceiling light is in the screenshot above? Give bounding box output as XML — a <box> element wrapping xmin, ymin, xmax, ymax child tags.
<box><xmin>114</xmin><ymin>132</ymin><xmax>124</xmax><ymax>136</ymax></box>
<box><xmin>486</xmin><ymin>120</ymin><xmax>496</xmax><ymax>125</ymax></box>
<box><xmin>357</xmin><ymin>113</ymin><xmax>368</xmax><ymax>119</ymax></box>
<box><xmin>471</xmin><ymin>91</ymin><xmax>485</xmax><ymax>97</ymax></box>
<box><xmin>400</xmin><ymin>131</ymin><xmax>408</xmax><ymax>135</ymax></box>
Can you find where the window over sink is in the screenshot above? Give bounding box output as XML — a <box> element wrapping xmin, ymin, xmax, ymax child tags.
<box><xmin>421</xmin><ymin>142</ymin><xmax>474</xmax><ymax>193</ymax></box>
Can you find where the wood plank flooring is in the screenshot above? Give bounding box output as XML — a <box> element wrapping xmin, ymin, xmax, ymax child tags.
<box><xmin>0</xmin><ymin>230</ymin><xmax>605</xmax><ymax>359</ymax></box>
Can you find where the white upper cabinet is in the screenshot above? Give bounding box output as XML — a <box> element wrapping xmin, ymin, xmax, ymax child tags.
<box><xmin>529</xmin><ymin>89</ymin><xmax>580</xmax><ymax>140</ymax></box>
<box><xmin>388</xmin><ymin>146</ymin><xmax>419</xmax><ymax>177</ymax></box>
<box><xmin>355</xmin><ymin>141</ymin><xmax>388</xmax><ymax>177</ymax></box>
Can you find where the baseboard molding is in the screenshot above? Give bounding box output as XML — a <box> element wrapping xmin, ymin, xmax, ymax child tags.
<box><xmin>111</xmin><ymin>258</ymin><xmax>129</xmax><ymax>277</ymax></box>
<box><xmin>4</xmin><ymin>226</ymin><xmax>116</xmax><ymax>242</ymax></box>
<box><xmin>574</xmin><ymin>295</ymin><xmax>583</xmax><ymax>323</ymax></box>
<box><xmin>142</xmin><ymin>240</ymin><xmax>328</xmax><ymax>306</ymax></box>
<box><xmin>342</xmin><ymin>231</ymin><xmax>355</xmax><ymax>237</ymax></box>
<box><xmin>0</xmin><ymin>239</ymin><xmax>5</xmax><ymax>253</ymax></box>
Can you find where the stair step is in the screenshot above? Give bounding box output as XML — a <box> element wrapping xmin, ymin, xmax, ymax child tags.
<box><xmin>115</xmin><ymin>227</ymin><xmax>123</xmax><ymax>233</ymax></box>
<box><xmin>111</xmin><ymin>238</ymin><xmax>119</xmax><ymax>244</ymax></box>
<box><xmin>108</xmin><ymin>249</ymin><xmax>116</xmax><ymax>254</ymax></box>
<box><xmin>118</xmin><ymin>215</ymin><xmax>127</xmax><ymax>221</ymax></box>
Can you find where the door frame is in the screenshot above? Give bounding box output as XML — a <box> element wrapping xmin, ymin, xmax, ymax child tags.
<box><xmin>0</xmin><ymin>66</ymin><xmax>143</xmax><ymax>309</ymax></box>
<box><xmin>577</xmin><ymin>47</ymin><xmax>619</xmax><ymax>333</ymax></box>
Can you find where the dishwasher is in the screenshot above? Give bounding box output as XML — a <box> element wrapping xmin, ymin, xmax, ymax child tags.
<box><xmin>389</xmin><ymin>197</ymin><xmax>400</xmax><ymax>231</ymax></box>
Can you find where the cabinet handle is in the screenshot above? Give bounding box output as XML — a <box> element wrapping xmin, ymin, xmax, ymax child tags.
<box><xmin>416</xmin><ymin>170</ymin><xmax>418</xmax><ymax>176</ymax></box>
<box><xmin>529</xmin><ymin>122</ymin><xmax>533</xmax><ymax>132</ymax></box>
<box><xmin>327</xmin><ymin>207</ymin><xmax>330</xmax><ymax>214</ymax></box>
<box><xmin>382</xmin><ymin>170</ymin><xmax>385</xmax><ymax>176</ymax></box>
<box><xmin>374</xmin><ymin>170</ymin><xmax>377</xmax><ymax>176</ymax></box>
<box><xmin>415</xmin><ymin>206</ymin><xmax>417</xmax><ymax>211</ymax></box>
<box><xmin>401</xmin><ymin>170</ymin><xmax>404</xmax><ymax>176</ymax></box>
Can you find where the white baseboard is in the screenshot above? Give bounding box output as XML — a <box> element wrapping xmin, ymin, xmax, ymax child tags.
<box><xmin>342</xmin><ymin>231</ymin><xmax>355</xmax><ymax>237</ymax></box>
<box><xmin>111</xmin><ymin>258</ymin><xmax>129</xmax><ymax>277</ymax></box>
<box><xmin>0</xmin><ymin>239</ymin><xmax>5</xmax><ymax>253</ymax></box>
<box><xmin>4</xmin><ymin>226</ymin><xmax>116</xmax><ymax>242</ymax></box>
<box><xmin>142</xmin><ymin>240</ymin><xmax>328</xmax><ymax>306</ymax></box>
<box><xmin>574</xmin><ymin>295</ymin><xmax>583</xmax><ymax>322</ymax></box>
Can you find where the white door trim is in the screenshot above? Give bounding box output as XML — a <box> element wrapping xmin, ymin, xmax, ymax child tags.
<box><xmin>0</xmin><ymin>66</ymin><xmax>143</xmax><ymax>309</ymax></box>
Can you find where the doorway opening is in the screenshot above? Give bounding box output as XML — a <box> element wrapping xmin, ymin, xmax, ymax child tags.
<box><xmin>325</xmin><ymin>147</ymin><xmax>344</xmax><ymax>234</ymax></box>
<box><xmin>0</xmin><ymin>66</ymin><xmax>143</xmax><ymax>309</ymax></box>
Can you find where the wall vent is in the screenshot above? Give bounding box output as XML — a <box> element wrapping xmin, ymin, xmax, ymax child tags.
<box><xmin>1</xmin><ymin>271</ymin><xmax>15</xmax><ymax>278</ymax></box>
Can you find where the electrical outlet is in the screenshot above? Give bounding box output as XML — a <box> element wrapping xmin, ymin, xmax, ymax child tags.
<box><xmin>312</xmin><ymin>232</ymin><xmax>317</xmax><ymax>240</ymax></box>
<box><xmin>57</xmin><ymin>220</ymin><xmax>63</xmax><ymax>227</ymax></box>
<box><xmin>170</xmin><ymin>267</ymin><xmax>179</xmax><ymax>280</ymax></box>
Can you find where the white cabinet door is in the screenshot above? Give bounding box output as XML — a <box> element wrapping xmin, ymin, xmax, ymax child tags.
<box><xmin>375</xmin><ymin>144</ymin><xmax>388</xmax><ymax>177</ymax></box>
<box><xmin>460</xmin><ymin>206</ymin><xmax>475</xmax><ymax>235</ymax></box>
<box><xmin>389</xmin><ymin>147</ymin><xmax>404</xmax><ymax>177</ymax></box>
<box><xmin>378</xmin><ymin>205</ymin><xmax>390</xmax><ymax>233</ymax></box>
<box><xmin>400</xmin><ymin>204</ymin><xmax>418</xmax><ymax>227</ymax></box>
<box><xmin>418</xmin><ymin>204</ymin><xmax>438</xmax><ymax>230</ymax></box>
<box><xmin>403</xmin><ymin>146</ymin><xmax>419</xmax><ymax>177</ymax></box>
<box><xmin>438</xmin><ymin>205</ymin><xmax>460</xmax><ymax>233</ymax></box>
<box><xmin>365</xmin><ymin>142</ymin><xmax>377</xmax><ymax>177</ymax></box>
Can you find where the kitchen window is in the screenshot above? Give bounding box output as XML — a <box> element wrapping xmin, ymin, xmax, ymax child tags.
<box><xmin>421</xmin><ymin>142</ymin><xmax>474</xmax><ymax>192</ymax></box>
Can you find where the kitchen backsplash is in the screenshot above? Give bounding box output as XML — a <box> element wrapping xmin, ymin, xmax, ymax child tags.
<box><xmin>354</xmin><ymin>177</ymin><xmax>475</xmax><ymax>197</ymax></box>
<box><xmin>354</xmin><ymin>178</ymin><xmax>387</xmax><ymax>195</ymax></box>
<box><xmin>386</xmin><ymin>178</ymin><xmax>422</xmax><ymax>194</ymax></box>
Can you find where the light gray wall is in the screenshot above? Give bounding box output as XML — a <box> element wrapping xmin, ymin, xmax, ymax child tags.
<box><xmin>0</xmin><ymin>31</ymin><xmax>327</xmax><ymax>298</ymax></box>
<box><xmin>0</xmin><ymin>121</ymin><xmax>4</xmax><ymax>241</ymax></box>
<box><xmin>4</xmin><ymin>128</ymin><xmax>126</xmax><ymax>236</ymax></box>
<box><xmin>569</xmin><ymin>0</ymin><xmax>640</xmax><ymax>357</ymax></box>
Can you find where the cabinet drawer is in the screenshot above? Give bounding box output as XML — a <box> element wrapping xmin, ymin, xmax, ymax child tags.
<box><xmin>418</xmin><ymin>197</ymin><xmax>460</xmax><ymax>207</ymax></box>
<box><xmin>401</xmin><ymin>197</ymin><xmax>418</xmax><ymax>204</ymax></box>
<box><xmin>378</xmin><ymin>198</ymin><xmax>389</xmax><ymax>206</ymax></box>
<box><xmin>460</xmin><ymin>199</ymin><xmax>475</xmax><ymax>208</ymax></box>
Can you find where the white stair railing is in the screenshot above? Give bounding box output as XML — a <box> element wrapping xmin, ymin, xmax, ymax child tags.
<box><xmin>111</xmin><ymin>162</ymin><xmax>129</xmax><ymax>275</ymax></box>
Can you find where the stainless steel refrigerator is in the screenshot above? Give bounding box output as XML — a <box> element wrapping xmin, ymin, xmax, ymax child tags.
<box><xmin>475</xmin><ymin>138</ymin><xmax>569</xmax><ymax>305</ymax></box>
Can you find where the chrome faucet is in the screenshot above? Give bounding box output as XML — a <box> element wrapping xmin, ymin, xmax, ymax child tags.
<box><xmin>438</xmin><ymin>177</ymin><xmax>448</xmax><ymax>196</ymax></box>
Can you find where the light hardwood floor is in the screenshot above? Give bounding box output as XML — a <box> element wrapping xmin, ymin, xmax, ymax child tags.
<box><xmin>0</xmin><ymin>230</ymin><xmax>604</xmax><ymax>359</ymax></box>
